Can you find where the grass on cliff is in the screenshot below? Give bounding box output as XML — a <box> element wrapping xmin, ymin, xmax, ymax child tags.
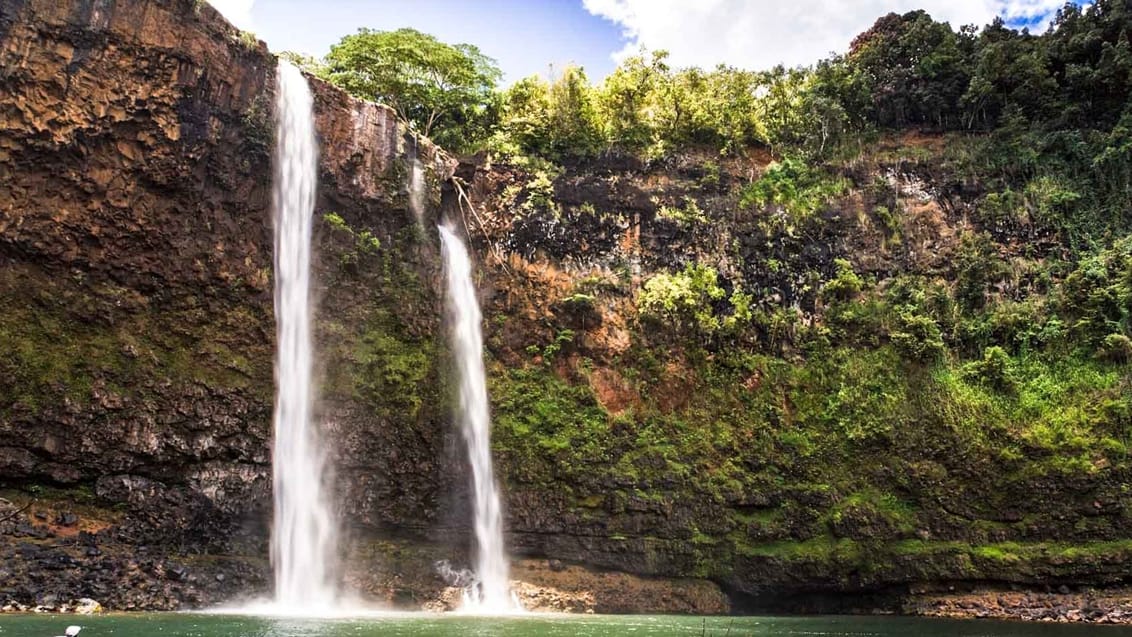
<box><xmin>0</xmin><ymin>271</ymin><xmax>271</xmax><ymax>414</ymax></box>
<box><xmin>488</xmin><ymin>277</ymin><xmax>1130</xmax><ymax>578</ymax></box>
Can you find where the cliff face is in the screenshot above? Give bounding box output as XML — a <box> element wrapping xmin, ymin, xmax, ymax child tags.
<box><xmin>465</xmin><ymin>140</ymin><xmax>1132</xmax><ymax>610</ymax></box>
<box><xmin>2</xmin><ymin>0</ymin><xmax>1131</xmax><ymax>617</ymax></box>
<box><xmin>0</xmin><ymin>0</ymin><xmax>458</xmax><ymax>609</ymax></box>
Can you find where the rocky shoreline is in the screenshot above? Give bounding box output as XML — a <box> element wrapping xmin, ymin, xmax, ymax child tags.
<box><xmin>3</xmin><ymin>486</ymin><xmax>1130</xmax><ymax>624</ymax></box>
<box><xmin>4</xmin><ymin>494</ymin><xmax>1132</xmax><ymax>622</ymax></box>
<box><xmin>903</xmin><ymin>588</ymin><xmax>1132</xmax><ymax>625</ymax></box>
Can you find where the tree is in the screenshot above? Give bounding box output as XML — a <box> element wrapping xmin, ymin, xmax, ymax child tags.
<box><xmin>848</xmin><ymin>10</ymin><xmax>973</xmax><ymax>128</ymax></box>
<box><xmin>758</xmin><ymin>65</ymin><xmax>809</xmax><ymax>151</ymax></box>
<box><xmin>961</xmin><ymin>19</ymin><xmax>1055</xmax><ymax>129</ymax></box>
<box><xmin>323</xmin><ymin>28</ymin><xmax>501</xmax><ymax>151</ymax></box>
<box><xmin>598</xmin><ymin>50</ymin><xmax>669</xmax><ymax>152</ymax></box>
<box><xmin>700</xmin><ymin>66</ymin><xmax>763</xmax><ymax>152</ymax></box>
<box><xmin>279</xmin><ymin>51</ymin><xmax>327</xmax><ymax>77</ymax></box>
<box><xmin>498</xmin><ymin>65</ymin><xmax>604</xmax><ymax>161</ymax></box>
<box><xmin>545</xmin><ymin>65</ymin><xmax>604</xmax><ymax>159</ymax></box>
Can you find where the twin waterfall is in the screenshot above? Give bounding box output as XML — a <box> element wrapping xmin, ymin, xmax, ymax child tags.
<box><xmin>439</xmin><ymin>226</ymin><xmax>515</xmax><ymax>612</ymax></box>
<box><xmin>269</xmin><ymin>63</ymin><xmax>515</xmax><ymax>612</ymax></box>
<box><xmin>270</xmin><ymin>63</ymin><xmax>338</xmax><ymax>610</ymax></box>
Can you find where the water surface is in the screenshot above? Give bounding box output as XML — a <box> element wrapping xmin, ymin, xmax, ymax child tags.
<box><xmin>5</xmin><ymin>613</ymin><xmax>1132</xmax><ymax>637</ymax></box>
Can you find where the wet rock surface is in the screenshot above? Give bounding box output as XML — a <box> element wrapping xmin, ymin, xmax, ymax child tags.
<box><xmin>0</xmin><ymin>492</ymin><xmax>267</xmax><ymax>611</ymax></box>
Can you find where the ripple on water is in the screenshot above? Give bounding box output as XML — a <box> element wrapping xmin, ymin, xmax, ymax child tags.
<box><xmin>6</xmin><ymin>613</ymin><xmax>1132</xmax><ymax>637</ymax></box>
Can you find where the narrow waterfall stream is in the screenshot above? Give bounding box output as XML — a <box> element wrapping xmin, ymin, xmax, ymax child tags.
<box><xmin>270</xmin><ymin>62</ymin><xmax>338</xmax><ymax>609</ymax></box>
<box><xmin>438</xmin><ymin>226</ymin><xmax>517</xmax><ymax>612</ymax></box>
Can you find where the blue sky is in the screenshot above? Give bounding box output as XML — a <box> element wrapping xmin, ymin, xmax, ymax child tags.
<box><xmin>245</xmin><ymin>0</ymin><xmax>624</xmax><ymax>83</ymax></box>
<box><xmin>210</xmin><ymin>0</ymin><xmax>1087</xmax><ymax>84</ymax></box>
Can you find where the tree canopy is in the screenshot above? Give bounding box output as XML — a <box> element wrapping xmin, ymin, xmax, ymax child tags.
<box><xmin>322</xmin><ymin>27</ymin><xmax>501</xmax><ymax>151</ymax></box>
<box><xmin>304</xmin><ymin>0</ymin><xmax>1132</xmax><ymax>236</ymax></box>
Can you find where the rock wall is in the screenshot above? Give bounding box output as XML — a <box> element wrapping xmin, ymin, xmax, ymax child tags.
<box><xmin>458</xmin><ymin>142</ymin><xmax>1132</xmax><ymax>611</ymax></box>
<box><xmin>0</xmin><ymin>0</ymin><xmax>460</xmax><ymax>610</ymax></box>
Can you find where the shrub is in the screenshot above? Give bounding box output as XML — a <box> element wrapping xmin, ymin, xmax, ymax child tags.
<box><xmin>890</xmin><ymin>311</ymin><xmax>946</xmax><ymax>363</ymax></box>
<box><xmin>1098</xmin><ymin>333</ymin><xmax>1132</xmax><ymax>363</ymax></box>
<box><xmin>962</xmin><ymin>346</ymin><xmax>1015</xmax><ymax>392</ymax></box>
<box><xmin>823</xmin><ymin>259</ymin><xmax>863</xmax><ymax>302</ymax></box>
<box><xmin>954</xmin><ymin>232</ymin><xmax>1005</xmax><ymax>312</ymax></box>
<box><xmin>740</xmin><ymin>158</ymin><xmax>849</xmax><ymax>228</ymax></box>
<box><xmin>639</xmin><ymin>264</ymin><xmax>750</xmax><ymax>338</ymax></box>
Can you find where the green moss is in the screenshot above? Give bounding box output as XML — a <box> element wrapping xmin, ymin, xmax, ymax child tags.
<box><xmin>352</xmin><ymin>324</ymin><xmax>435</xmax><ymax>418</ymax></box>
<box><xmin>491</xmin><ymin>365</ymin><xmax>610</xmax><ymax>484</ymax></box>
<box><xmin>973</xmin><ymin>543</ymin><xmax>1023</xmax><ymax>563</ymax></box>
<box><xmin>0</xmin><ymin>272</ymin><xmax>271</xmax><ymax>416</ymax></box>
<box><xmin>734</xmin><ymin>536</ymin><xmax>863</xmax><ymax>561</ymax></box>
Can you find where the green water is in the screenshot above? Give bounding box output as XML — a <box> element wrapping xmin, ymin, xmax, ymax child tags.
<box><xmin>3</xmin><ymin>614</ymin><xmax>1132</xmax><ymax>637</ymax></box>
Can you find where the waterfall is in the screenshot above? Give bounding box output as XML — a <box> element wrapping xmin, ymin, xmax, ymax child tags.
<box><xmin>270</xmin><ymin>62</ymin><xmax>338</xmax><ymax>610</ymax></box>
<box><xmin>408</xmin><ymin>138</ymin><xmax>426</xmax><ymax>225</ymax></box>
<box><xmin>438</xmin><ymin>226</ymin><xmax>517</xmax><ymax>612</ymax></box>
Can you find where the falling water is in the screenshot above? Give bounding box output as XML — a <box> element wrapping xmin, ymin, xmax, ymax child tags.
<box><xmin>408</xmin><ymin>137</ymin><xmax>426</xmax><ymax>225</ymax></box>
<box><xmin>438</xmin><ymin>225</ymin><xmax>517</xmax><ymax>612</ymax></box>
<box><xmin>270</xmin><ymin>62</ymin><xmax>338</xmax><ymax>610</ymax></box>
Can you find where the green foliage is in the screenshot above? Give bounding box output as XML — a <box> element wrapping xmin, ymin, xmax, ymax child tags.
<box><xmin>1023</xmin><ymin>176</ymin><xmax>1081</xmax><ymax>228</ymax></box>
<box><xmin>518</xmin><ymin>169</ymin><xmax>560</xmax><ymax>215</ymax></box>
<box><xmin>954</xmin><ymin>232</ymin><xmax>1004</xmax><ymax>312</ymax></box>
<box><xmin>322</xmin><ymin>212</ymin><xmax>382</xmax><ymax>269</ymax></box>
<box><xmin>495</xmin><ymin>66</ymin><xmax>604</xmax><ymax>161</ymax></box>
<box><xmin>236</xmin><ymin>30</ymin><xmax>258</xmax><ymax>50</ymax></box>
<box><xmin>539</xmin><ymin>329</ymin><xmax>576</xmax><ymax>363</ymax></box>
<box><xmin>977</xmin><ymin>189</ymin><xmax>1025</xmax><ymax>229</ymax></box>
<box><xmin>1059</xmin><ymin>239</ymin><xmax>1132</xmax><ymax>347</ymax></box>
<box><xmin>656</xmin><ymin>197</ymin><xmax>707</xmax><ymax>225</ymax></box>
<box><xmin>353</xmin><ymin>319</ymin><xmax>434</xmax><ymax>418</ymax></box>
<box><xmin>596</xmin><ymin>51</ymin><xmax>668</xmax><ymax>152</ymax></box>
<box><xmin>890</xmin><ymin>310</ymin><xmax>946</xmax><ymax>363</ymax></box>
<box><xmin>819</xmin><ymin>348</ymin><xmax>907</xmax><ymax>442</ymax></box>
<box><xmin>872</xmin><ymin>205</ymin><xmax>902</xmax><ymax>246</ymax></box>
<box><xmin>847</xmin><ymin>10</ymin><xmax>972</xmax><ymax>128</ymax></box>
<box><xmin>740</xmin><ymin>158</ymin><xmax>849</xmax><ymax>230</ymax></box>
<box><xmin>294</xmin><ymin>0</ymin><xmax>1132</xmax><ymax>201</ymax></box>
<box><xmin>822</xmin><ymin>259</ymin><xmax>863</xmax><ymax>303</ymax></box>
<box><xmin>962</xmin><ymin>346</ymin><xmax>1015</xmax><ymax>392</ymax></box>
<box><xmin>1099</xmin><ymin>333</ymin><xmax>1132</xmax><ymax>363</ymax></box>
<box><xmin>639</xmin><ymin>264</ymin><xmax>750</xmax><ymax>338</ymax></box>
<box><xmin>279</xmin><ymin>51</ymin><xmax>327</xmax><ymax>76</ymax></box>
<box><xmin>323</xmin><ymin>28</ymin><xmax>501</xmax><ymax>151</ymax></box>
<box><xmin>491</xmin><ymin>366</ymin><xmax>611</xmax><ymax>484</ymax></box>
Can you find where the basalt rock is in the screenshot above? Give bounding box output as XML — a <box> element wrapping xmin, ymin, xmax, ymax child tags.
<box><xmin>0</xmin><ymin>0</ymin><xmax>456</xmax><ymax>611</ymax></box>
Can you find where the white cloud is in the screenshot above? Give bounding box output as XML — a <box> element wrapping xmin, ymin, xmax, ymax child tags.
<box><xmin>583</xmin><ymin>0</ymin><xmax>1071</xmax><ymax>71</ymax></box>
<box><xmin>207</xmin><ymin>0</ymin><xmax>255</xmax><ymax>31</ymax></box>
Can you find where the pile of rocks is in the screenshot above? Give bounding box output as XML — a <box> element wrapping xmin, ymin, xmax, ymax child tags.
<box><xmin>906</xmin><ymin>588</ymin><xmax>1132</xmax><ymax>624</ymax></box>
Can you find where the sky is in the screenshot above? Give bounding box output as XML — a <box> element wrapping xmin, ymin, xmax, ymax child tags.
<box><xmin>208</xmin><ymin>0</ymin><xmax>1089</xmax><ymax>84</ymax></box>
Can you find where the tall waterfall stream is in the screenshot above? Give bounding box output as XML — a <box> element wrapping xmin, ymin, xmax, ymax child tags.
<box><xmin>270</xmin><ymin>62</ymin><xmax>338</xmax><ymax>610</ymax></box>
<box><xmin>439</xmin><ymin>226</ymin><xmax>518</xmax><ymax>612</ymax></box>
